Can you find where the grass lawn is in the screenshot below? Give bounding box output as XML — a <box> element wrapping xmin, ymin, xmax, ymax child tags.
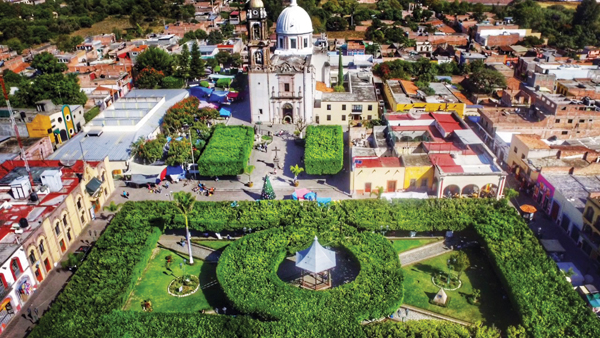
<box><xmin>402</xmin><ymin>248</ymin><xmax>519</xmax><ymax>330</ymax></box>
<box><xmin>192</xmin><ymin>240</ymin><xmax>234</xmax><ymax>251</ymax></box>
<box><xmin>392</xmin><ymin>238</ymin><xmax>441</xmax><ymax>254</ymax></box>
<box><xmin>70</xmin><ymin>16</ymin><xmax>163</xmax><ymax>37</ymax></box>
<box><xmin>124</xmin><ymin>248</ymin><xmax>227</xmax><ymax>313</ymax></box>
<box><xmin>84</xmin><ymin>107</ymin><xmax>100</xmax><ymax>123</ymax></box>
<box><xmin>538</xmin><ymin>1</ymin><xmax>579</xmax><ymax>9</ymax></box>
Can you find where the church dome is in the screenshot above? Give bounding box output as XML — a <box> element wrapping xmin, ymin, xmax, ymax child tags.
<box><xmin>276</xmin><ymin>0</ymin><xmax>313</xmax><ymax>35</ymax></box>
<box><xmin>249</xmin><ymin>0</ymin><xmax>264</xmax><ymax>8</ymax></box>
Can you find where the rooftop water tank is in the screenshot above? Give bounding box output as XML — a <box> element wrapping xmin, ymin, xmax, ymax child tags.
<box><xmin>10</xmin><ymin>176</ymin><xmax>32</xmax><ymax>200</ymax></box>
<box><xmin>41</xmin><ymin>169</ymin><xmax>63</xmax><ymax>192</ymax></box>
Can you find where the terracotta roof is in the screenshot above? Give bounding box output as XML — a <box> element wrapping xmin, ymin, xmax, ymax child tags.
<box><xmin>12</xmin><ymin>62</ymin><xmax>30</xmax><ymax>74</ymax></box>
<box><xmin>316</xmin><ymin>81</ymin><xmax>334</xmax><ymax>93</ymax></box>
<box><xmin>400</xmin><ymin>80</ymin><xmax>418</xmax><ymax>95</ymax></box>
<box><xmin>506</xmin><ymin>77</ymin><xmax>521</xmax><ymax>91</ymax></box>
<box><xmin>515</xmin><ymin>134</ymin><xmax>550</xmax><ymax>150</ymax></box>
<box><xmin>353</xmin><ymin>157</ymin><xmax>401</xmax><ymax>168</ymax></box>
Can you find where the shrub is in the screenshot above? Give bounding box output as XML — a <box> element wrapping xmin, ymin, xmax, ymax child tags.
<box><xmin>197</xmin><ymin>125</ymin><xmax>254</xmax><ymax>176</ymax></box>
<box><xmin>305</xmin><ymin>125</ymin><xmax>343</xmax><ymax>175</ymax></box>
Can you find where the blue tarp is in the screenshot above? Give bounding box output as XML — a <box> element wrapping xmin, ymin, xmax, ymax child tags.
<box><xmin>317</xmin><ymin>197</ymin><xmax>332</xmax><ymax>206</ymax></box>
<box><xmin>467</xmin><ymin>116</ymin><xmax>481</xmax><ymax>123</ymax></box>
<box><xmin>219</xmin><ymin>107</ymin><xmax>231</xmax><ymax>117</ymax></box>
<box><xmin>304</xmin><ymin>192</ymin><xmax>317</xmax><ymax>201</ymax></box>
<box><xmin>166</xmin><ymin>165</ymin><xmax>185</xmax><ymax>178</ymax></box>
<box><xmin>209</xmin><ymin>90</ymin><xmax>229</xmax><ymax>103</ymax></box>
<box><xmin>190</xmin><ymin>86</ymin><xmax>214</xmax><ymax>99</ymax></box>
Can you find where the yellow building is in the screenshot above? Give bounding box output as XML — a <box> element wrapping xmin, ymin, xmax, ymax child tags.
<box><xmin>314</xmin><ymin>73</ymin><xmax>380</xmax><ymax>125</ymax></box>
<box><xmin>383</xmin><ymin>79</ymin><xmax>466</xmax><ymax>118</ymax></box>
<box><xmin>507</xmin><ymin>134</ymin><xmax>558</xmax><ymax>183</ymax></box>
<box><xmin>581</xmin><ymin>193</ymin><xmax>600</xmax><ymax>260</ymax></box>
<box><xmin>0</xmin><ymin>157</ymin><xmax>115</xmax><ymax>284</ymax></box>
<box><xmin>351</xmin><ymin>156</ymin><xmax>404</xmax><ymax>195</ymax></box>
<box><xmin>401</xmin><ymin>154</ymin><xmax>434</xmax><ymax>190</ymax></box>
<box><xmin>24</xmin><ymin>100</ymin><xmax>85</xmax><ymax>144</ymax></box>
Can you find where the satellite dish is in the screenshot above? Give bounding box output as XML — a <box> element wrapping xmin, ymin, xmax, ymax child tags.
<box><xmin>408</xmin><ymin>109</ymin><xmax>422</xmax><ymax>120</ymax></box>
<box><xmin>60</xmin><ymin>159</ymin><xmax>76</xmax><ymax>167</ymax></box>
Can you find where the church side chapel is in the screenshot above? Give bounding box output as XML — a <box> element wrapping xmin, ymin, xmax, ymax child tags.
<box><xmin>247</xmin><ymin>0</ymin><xmax>330</xmax><ymax>124</ymax></box>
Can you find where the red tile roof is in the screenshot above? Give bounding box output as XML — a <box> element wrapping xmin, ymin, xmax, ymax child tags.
<box><xmin>353</xmin><ymin>157</ymin><xmax>401</xmax><ymax>168</ymax></box>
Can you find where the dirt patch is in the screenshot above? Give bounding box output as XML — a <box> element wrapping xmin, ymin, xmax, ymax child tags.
<box><xmin>70</xmin><ymin>16</ymin><xmax>163</xmax><ymax>37</ymax></box>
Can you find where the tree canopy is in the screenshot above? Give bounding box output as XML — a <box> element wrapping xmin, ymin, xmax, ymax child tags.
<box><xmin>31</xmin><ymin>52</ymin><xmax>67</xmax><ymax>74</ymax></box>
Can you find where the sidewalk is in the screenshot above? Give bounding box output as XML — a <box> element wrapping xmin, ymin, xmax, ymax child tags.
<box><xmin>157</xmin><ymin>234</ymin><xmax>220</xmax><ymax>262</ymax></box>
<box><xmin>0</xmin><ymin>219</ymin><xmax>110</xmax><ymax>338</ymax></box>
<box><xmin>391</xmin><ymin>304</ymin><xmax>471</xmax><ymax>326</ymax></box>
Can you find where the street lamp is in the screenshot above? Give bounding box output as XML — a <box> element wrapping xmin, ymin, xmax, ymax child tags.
<box><xmin>183</xmin><ymin>124</ymin><xmax>195</xmax><ymax>179</ymax></box>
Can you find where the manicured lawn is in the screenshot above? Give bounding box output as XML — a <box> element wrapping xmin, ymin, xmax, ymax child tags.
<box><xmin>124</xmin><ymin>248</ymin><xmax>227</xmax><ymax>313</ymax></box>
<box><xmin>402</xmin><ymin>248</ymin><xmax>518</xmax><ymax>330</ymax></box>
<box><xmin>192</xmin><ymin>240</ymin><xmax>234</xmax><ymax>251</ymax></box>
<box><xmin>391</xmin><ymin>238</ymin><xmax>441</xmax><ymax>254</ymax></box>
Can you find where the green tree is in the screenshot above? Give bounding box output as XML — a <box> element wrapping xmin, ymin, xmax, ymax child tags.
<box><xmin>176</xmin><ymin>44</ymin><xmax>190</xmax><ymax>80</ymax></box>
<box><xmin>450</xmin><ymin>251</ymin><xmax>470</xmax><ymax>279</ymax></box>
<box><xmin>166</xmin><ymin>139</ymin><xmax>192</xmax><ymax>166</ymax></box>
<box><xmin>467</xmin><ymin>68</ymin><xmax>506</xmax><ymax>94</ymax></box>
<box><xmin>135</xmin><ymin>47</ymin><xmax>174</xmax><ymax>75</ymax></box>
<box><xmin>261</xmin><ymin>175</ymin><xmax>276</xmax><ymax>200</ymax></box>
<box><xmin>215</xmin><ymin>51</ymin><xmax>230</xmax><ymax>66</ymax></box>
<box><xmin>112</xmin><ymin>27</ymin><xmax>123</xmax><ymax>41</ymax></box>
<box><xmin>172</xmin><ymin>191</ymin><xmax>196</xmax><ymax>264</ymax></box>
<box><xmin>198</xmin><ymin>107</ymin><xmax>219</xmax><ymax>120</ymax></box>
<box><xmin>230</xmin><ymin>53</ymin><xmax>243</xmax><ymax>68</ymax></box>
<box><xmin>55</xmin><ymin>35</ymin><xmax>84</xmax><ymax>52</ymax></box>
<box><xmin>290</xmin><ymin>164</ymin><xmax>304</xmax><ymax>182</ymax></box>
<box><xmin>207</xmin><ymin>30</ymin><xmax>224</xmax><ymax>45</ymax></box>
<box><xmin>574</xmin><ymin>0</ymin><xmax>600</xmax><ymax>27</ymax></box>
<box><xmin>103</xmin><ymin>201</ymin><xmax>122</xmax><ymax>212</ymax></box>
<box><xmin>221</xmin><ymin>23</ymin><xmax>234</xmax><ymax>38</ymax></box>
<box><xmin>31</xmin><ymin>52</ymin><xmax>67</xmax><ymax>74</ymax></box>
<box><xmin>161</xmin><ymin>76</ymin><xmax>184</xmax><ymax>89</ymax></box>
<box><xmin>326</xmin><ymin>16</ymin><xmax>348</xmax><ymax>31</ymax></box>
<box><xmin>5</xmin><ymin>38</ymin><xmax>25</xmax><ymax>54</ymax></box>
<box><xmin>189</xmin><ymin>42</ymin><xmax>205</xmax><ymax>80</ymax></box>
<box><xmin>135</xmin><ymin>68</ymin><xmax>165</xmax><ymax>89</ymax></box>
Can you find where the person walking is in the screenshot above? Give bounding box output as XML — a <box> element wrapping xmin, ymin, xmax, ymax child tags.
<box><xmin>26</xmin><ymin>307</ymin><xmax>31</xmax><ymax>318</ymax></box>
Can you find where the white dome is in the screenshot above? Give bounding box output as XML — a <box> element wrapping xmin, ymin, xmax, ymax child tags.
<box><xmin>276</xmin><ymin>0</ymin><xmax>313</xmax><ymax>35</ymax></box>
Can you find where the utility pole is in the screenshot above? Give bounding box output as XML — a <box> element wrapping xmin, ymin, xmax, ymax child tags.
<box><xmin>0</xmin><ymin>76</ymin><xmax>35</xmax><ymax>190</ymax></box>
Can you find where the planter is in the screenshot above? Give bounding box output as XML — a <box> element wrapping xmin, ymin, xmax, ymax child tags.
<box><xmin>248</xmin><ymin>182</ymin><xmax>254</xmax><ymax>188</ymax></box>
<box><xmin>168</xmin><ymin>275</ymin><xmax>201</xmax><ymax>297</ymax></box>
<box><xmin>293</xmin><ymin>181</ymin><xmax>299</xmax><ymax>187</ymax></box>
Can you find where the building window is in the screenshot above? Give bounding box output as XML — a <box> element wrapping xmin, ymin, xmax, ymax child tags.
<box><xmin>521</xmin><ymin>154</ymin><xmax>525</xmax><ymax>159</ymax></box>
<box><xmin>580</xmin><ymin>119</ymin><xmax>585</xmax><ymax>123</ymax></box>
<box><xmin>561</xmin><ymin>131</ymin><xmax>568</xmax><ymax>135</ymax></box>
<box><xmin>77</xmin><ymin>197</ymin><xmax>82</xmax><ymax>210</ymax></box>
<box><xmin>585</xmin><ymin>207</ymin><xmax>595</xmax><ymax>222</ymax></box>
<box><xmin>555</xmin><ymin>118</ymin><xmax>560</xmax><ymax>123</ymax></box>
<box><xmin>352</xmin><ymin>105</ymin><xmax>363</xmax><ymax>112</ymax></box>
<box><xmin>421</xmin><ymin>178</ymin><xmax>428</xmax><ymax>187</ymax></box>
<box><xmin>63</xmin><ymin>215</ymin><xmax>68</xmax><ymax>227</ymax></box>
<box><xmin>81</xmin><ymin>211</ymin><xmax>85</xmax><ymax>224</ymax></box>
<box><xmin>367</xmin><ymin>115</ymin><xmax>372</xmax><ymax>120</ymax></box>
<box><xmin>279</xmin><ymin>38</ymin><xmax>283</xmax><ymax>48</ymax></box>
<box><xmin>29</xmin><ymin>250</ymin><xmax>36</xmax><ymax>264</ymax></box>
<box><xmin>568</xmin><ymin>119</ymin><xmax>573</xmax><ymax>123</ymax></box>
<box><xmin>55</xmin><ymin>223</ymin><xmax>61</xmax><ymax>236</ymax></box>
<box><xmin>342</xmin><ymin>105</ymin><xmax>346</xmax><ymax>110</ymax></box>
<box><xmin>342</xmin><ymin>115</ymin><xmax>346</xmax><ymax>121</ymax></box>
<box><xmin>368</xmin><ymin>105</ymin><xmax>373</xmax><ymax>111</ymax></box>
<box><xmin>58</xmin><ymin>117</ymin><xmax>63</xmax><ymax>123</ymax></box>
<box><xmin>513</xmin><ymin>146</ymin><xmax>518</xmax><ymax>153</ymax></box>
<box><xmin>304</xmin><ymin>38</ymin><xmax>308</xmax><ymax>48</ymax></box>
<box><xmin>284</xmin><ymin>83</ymin><xmax>290</xmax><ymax>92</ymax></box>
<box><xmin>11</xmin><ymin>258</ymin><xmax>22</xmax><ymax>279</ymax></box>
<box><xmin>259</xmin><ymin>109</ymin><xmax>263</xmax><ymax>114</ymax></box>
<box><xmin>290</xmin><ymin>38</ymin><xmax>297</xmax><ymax>49</ymax></box>
<box><xmin>67</xmin><ymin>228</ymin><xmax>72</xmax><ymax>242</ymax></box>
<box><xmin>409</xmin><ymin>179</ymin><xmax>416</xmax><ymax>188</ymax></box>
<box><xmin>39</xmin><ymin>240</ymin><xmax>45</xmax><ymax>254</ymax></box>
<box><xmin>327</xmin><ymin>104</ymin><xmax>331</xmax><ymax>110</ymax></box>
<box><xmin>59</xmin><ymin>239</ymin><xmax>66</xmax><ymax>252</ymax></box>
<box><xmin>316</xmin><ymin>116</ymin><xmax>320</xmax><ymax>124</ymax></box>
<box><xmin>66</xmin><ymin>115</ymin><xmax>71</xmax><ymax>121</ymax></box>
<box><xmin>327</xmin><ymin>115</ymin><xmax>331</xmax><ymax>121</ymax></box>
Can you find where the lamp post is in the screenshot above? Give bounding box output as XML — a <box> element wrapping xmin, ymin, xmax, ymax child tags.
<box><xmin>183</xmin><ymin>124</ymin><xmax>195</xmax><ymax>179</ymax></box>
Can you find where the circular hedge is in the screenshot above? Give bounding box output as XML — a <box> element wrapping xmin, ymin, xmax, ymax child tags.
<box><xmin>216</xmin><ymin>228</ymin><xmax>404</xmax><ymax>337</ymax></box>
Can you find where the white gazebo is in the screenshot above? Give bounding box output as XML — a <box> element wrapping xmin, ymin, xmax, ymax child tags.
<box><xmin>295</xmin><ymin>236</ymin><xmax>336</xmax><ymax>290</ymax></box>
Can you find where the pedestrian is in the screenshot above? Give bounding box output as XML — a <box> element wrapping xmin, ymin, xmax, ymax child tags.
<box><xmin>34</xmin><ymin>308</ymin><xmax>38</xmax><ymax>316</ymax></box>
<box><xmin>126</xmin><ymin>192</ymin><xmax>130</xmax><ymax>198</ymax></box>
<box><xmin>215</xmin><ymin>176</ymin><xmax>219</xmax><ymax>182</ymax></box>
<box><xmin>27</xmin><ymin>307</ymin><xmax>31</xmax><ymax>318</ymax></box>
<box><xmin>123</xmin><ymin>191</ymin><xmax>128</xmax><ymax>199</ymax></box>
<box><xmin>405</xmin><ymin>308</ymin><xmax>409</xmax><ymax>316</ymax></box>
<box><xmin>273</xmin><ymin>169</ymin><xmax>277</xmax><ymax>175</ymax></box>
<box><xmin>222</xmin><ymin>307</ymin><xmax>227</xmax><ymax>314</ymax></box>
<box><xmin>215</xmin><ymin>307</ymin><xmax>219</xmax><ymax>314</ymax></box>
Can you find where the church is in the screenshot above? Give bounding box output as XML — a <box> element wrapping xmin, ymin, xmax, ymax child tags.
<box><xmin>247</xmin><ymin>0</ymin><xmax>329</xmax><ymax>124</ymax></box>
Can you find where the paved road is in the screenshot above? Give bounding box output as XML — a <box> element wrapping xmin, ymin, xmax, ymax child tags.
<box><xmin>1</xmin><ymin>219</ymin><xmax>111</xmax><ymax>338</ymax></box>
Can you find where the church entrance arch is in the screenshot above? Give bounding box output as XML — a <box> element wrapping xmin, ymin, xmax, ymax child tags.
<box><xmin>282</xmin><ymin>103</ymin><xmax>293</xmax><ymax>123</ymax></box>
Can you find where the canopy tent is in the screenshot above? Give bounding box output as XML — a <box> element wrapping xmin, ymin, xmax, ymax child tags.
<box><xmin>558</xmin><ymin>262</ymin><xmax>584</xmax><ymax>286</ymax></box>
<box><xmin>317</xmin><ymin>197</ymin><xmax>332</xmax><ymax>206</ymax></box>
<box><xmin>208</xmin><ymin>74</ymin><xmax>235</xmax><ymax>80</ymax></box>
<box><xmin>540</xmin><ymin>239</ymin><xmax>566</xmax><ymax>253</ymax></box>
<box><xmin>199</xmin><ymin>101</ymin><xmax>219</xmax><ymax>109</ymax></box>
<box><xmin>292</xmin><ymin>188</ymin><xmax>312</xmax><ymax>200</ymax></box>
<box><xmin>520</xmin><ymin>205</ymin><xmax>537</xmax><ymax>213</ymax></box>
<box><xmin>227</xmin><ymin>92</ymin><xmax>239</xmax><ymax>99</ymax></box>
<box><xmin>304</xmin><ymin>192</ymin><xmax>317</xmax><ymax>201</ymax></box>
<box><xmin>209</xmin><ymin>90</ymin><xmax>229</xmax><ymax>103</ymax></box>
<box><xmin>124</xmin><ymin>162</ymin><xmax>166</xmax><ymax>176</ymax></box>
<box><xmin>161</xmin><ymin>165</ymin><xmax>186</xmax><ymax>181</ymax></box>
<box><xmin>126</xmin><ymin>174</ymin><xmax>160</xmax><ymax>187</ymax></box>
<box><xmin>219</xmin><ymin>107</ymin><xmax>231</xmax><ymax>117</ymax></box>
<box><xmin>190</xmin><ymin>86</ymin><xmax>213</xmax><ymax>100</ymax></box>
<box><xmin>296</xmin><ymin>236</ymin><xmax>336</xmax><ymax>290</ymax></box>
<box><xmin>381</xmin><ymin>191</ymin><xmax>428</xmax><ymax>200</ymax></box>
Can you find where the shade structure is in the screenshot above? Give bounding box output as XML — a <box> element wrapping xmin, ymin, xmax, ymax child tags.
<box><xmin>209</xmin><ymin>90</ymin><xmax>229</xmax><ymax>103</ymax></box>
<box><xmin>520</xmin><ymin>204</ymin><xmax>537</xmax><ymax>213</ymax></box>
<box><xmin>190</xmin><ymin>86</ymin><xmax>213</xmax><ymax>99</ymax></box>
<box><xmin>304</xmin><ymin>192</ymin><xmax>317</xmax><ymax>201</ymax></box>
<box><xmin>219</xmin><ymin>107</ymin><xmax>231</xmax><ymax>117</ymax></box>
<box><xmin>295</xmin><ymin>236</ymin><xmax>336</xmax><ymax>274</ymax></box>
<box><xmin>292</xmin><ymin>188</ymin><xmax>311</xmax><ymax>200</ymax></box>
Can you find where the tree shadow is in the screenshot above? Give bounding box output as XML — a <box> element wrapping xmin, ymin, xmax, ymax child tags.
<box><xmin>242</xmin><ymin>189</ymin><xmax>262</xmax><ymax>200</ymax></box>
<box><xmin>410</xmin><ymin>263</ymin><xmax>442</xmax><ymax>276</ymax></box>
<box><xmin>199</xmin><ymin>260</ymin><xmax>232</xmax><ymax>313</ymax></box>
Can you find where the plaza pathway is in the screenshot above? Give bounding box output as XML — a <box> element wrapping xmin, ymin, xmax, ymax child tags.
<box><xmin>398</xmin><ymin>240</ymin><xmax>451</xmax><ymax>266</ymax></box>
<box><xmin>158</xmin><ymin>234</ymin><xmax>220</xmax><ymax>262</ymax></box>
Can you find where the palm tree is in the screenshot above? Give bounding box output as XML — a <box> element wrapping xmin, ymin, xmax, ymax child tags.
<box><xmin>173</xmin><ymin>191</ymin><xmax>196</xmax><ymax>264</ymax></box>
<box><xmin>290</xmin><ymin>164</ymin><xmax>304</xmax><ymax>183</ymax></box>
<box><xmin>103</xmin><ymin>201</ymin><xmax>122</xmax><ymax>212</ymax></box>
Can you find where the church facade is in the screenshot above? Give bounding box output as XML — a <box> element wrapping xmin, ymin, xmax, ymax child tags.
<box><xmin>247</xmin><ymin>0</ymin><xmax>328</xmax><ymax>124</ymax></box>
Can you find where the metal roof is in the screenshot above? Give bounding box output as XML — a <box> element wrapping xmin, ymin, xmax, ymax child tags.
<box><xmin>48</xmin><ymin>89</ymin><xmax>189</xmax><ymax>162</ymax></box>
<box><xmin>295</xmin><ymin>236</ymin><xmax>336</xmax><ymax>273</ymax></box>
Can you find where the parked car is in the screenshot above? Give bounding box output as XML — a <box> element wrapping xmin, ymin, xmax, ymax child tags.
<box><xmin>576</xmin><ymin>284</ymin><xmax>600</xmax><ymax>315</ymax></box>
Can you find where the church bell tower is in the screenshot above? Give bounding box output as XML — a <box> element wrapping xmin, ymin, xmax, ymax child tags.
<box><xmin>247</xmin><ymin>0</ymin><xmax>270</xmax><ymax>69</ymax></box>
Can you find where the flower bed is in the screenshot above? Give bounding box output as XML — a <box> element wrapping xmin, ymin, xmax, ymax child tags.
<box><xmin>168</xmin><ymin>275</ymin><xmax>200</xmax><ymax>297</ymax></box>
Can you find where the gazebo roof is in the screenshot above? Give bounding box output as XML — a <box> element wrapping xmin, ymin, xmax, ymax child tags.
<box><xmin>295</xmin><ymin>236</ymin><xmax>336</xmax><ymax>273</ymax></box>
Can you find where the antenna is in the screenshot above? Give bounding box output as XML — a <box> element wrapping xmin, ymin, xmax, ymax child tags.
<box><xmin>0</xmin><ymin>76</ymin><xmax>35</xmax><ymax>189</ymax></box>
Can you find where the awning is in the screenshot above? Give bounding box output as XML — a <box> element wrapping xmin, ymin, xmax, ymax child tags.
<box><xmin>219</xmin><ymin>107</ymin><xmax>231</xmax><ymax>117</ymax></box>
<box><xmin>124</xmin><ymin>162</ymin><xmax>166</xmax><ymax>176</ymax></box>
<box><xmin>166</xmin><ymin>165</ymin><xmax>185</xmax><ymax>176</ymax></box>
<box><xmin>227</xmin><ymin>92</ymin><xmax>239</xmax><ymax>99</ymax></box>
<box><xmin>53</xmin><ymin>129</ymin><xmax>60</xmax><ymax>134</ymax></box>
<box><xmin>209</xmin><ymin>91</ymin><xmax>229</xmax><ymax>103</ymax></box>
<box><xmin>85</xmin><ymin>177</ymin><xmax>103</xmax><ymax>196</ymax></box>
<box><xmin>126</xmin><ymin>174</ymin><xmax>160</xmax><ymax>185</ymax></box>
<box><xmin>350</xmin><ymin>111</ymin><xmax>362</xmax><ymax>115</ymax></box>
<box><xmin>540</xmin><ymin>239</ymin><xmax>566</xmax><ymax>253</ymax></box>
<box><xmin>190</xmin><ymin>86</ymin><xmax>214</xmax><ymax>99</ymax></box>
<box><xmin>292</xmin><ymin>188</ymin><xmax>312</xmax><ymax>200</ymax></box>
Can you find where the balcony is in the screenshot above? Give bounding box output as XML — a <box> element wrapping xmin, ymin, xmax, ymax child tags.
<box><xmin>581</xmin><ymin>225</ymin><xmax>600</xmax><ymax>250</ymax></box>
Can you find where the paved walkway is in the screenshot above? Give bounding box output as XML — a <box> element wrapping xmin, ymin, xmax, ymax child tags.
<box><xmin>390</xmin><ymin>305</ymin><xmax>471</xmax><ymax>326</ymax></box>
<box><xmin>158</xmin><ymin>234</ymin><xmax>220</xmax><ymax>262</ymax></box>
<box><xmin>399</xmin><ymin>240</ymin><xmax>451</xmax><ymax>266</ymax></box>
<box><xmin>1</xmin><ymin>218</ymin><xmax>111</xmax><ymax>338</ymax></box>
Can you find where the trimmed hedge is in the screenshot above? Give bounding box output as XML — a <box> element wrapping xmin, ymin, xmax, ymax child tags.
<box><xmin>197</xmin><ymin>125</ymin><xmax>254</xmax><ymax>176</ymax></box>
<box><xmin>217</xmin><ymin>228</ymin><xmax>403</xmax><ymax>337</ymax></box>
<box><xmin>305</xmin><ymin>125</ymin><xmax>343</xmax><ymax>175</ymax></box>
<box><xmin>30</xmin><ymin>199</ymin><xmax>600</xmax><ymax>338</ymax></box>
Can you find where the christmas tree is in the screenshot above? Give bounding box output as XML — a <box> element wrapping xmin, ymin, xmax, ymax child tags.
<box><xmin>261</xmin><ymin>175</ymin><xmax>276</xmax><ymax>200</ymax></box>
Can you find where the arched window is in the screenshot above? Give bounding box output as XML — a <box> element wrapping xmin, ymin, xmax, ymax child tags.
<box><xmin>29</xmin><ymin>250</ymin><xmax>36</xmax><ymax>264</ymax></box>
<box><xmin>54</xmin><ymin>222</ymin><xmax>61</xmax><ymax>236</ymax></box>
<box><xmin>10</xmin><ymin>258</ymin><xmax>22</xmax><ymax>279</ymax></box>
<box><xmin>77</xmin><ymin>197</ymin><xmax>82</xmax><ymax>210</ymax></box>
<box><xmin>80</xmin><ymin>211</ymin><xmax>86</xmax><ymax>224</ymax></box>
<box><xmin>39</xmin><ymin>240</ymin><xmax>45</xmax><ymax>254</ymax></box>
<box><xmin>66</xmin><ymin>228</ymin><xmax>72</xmax><ymax>242</ymax></box>
<box><xmin>63</xmin><ymin>214</ymin><xmax>68</xmax><ymax>227</ymax></box>
<box><xmin>101</xmin><ymin>171</ymin><xmax>106</xmax><ymax>182</ymax></box>
<box><xmin>0</xmin><ymin>274</ymin><xmax>6</xmax><ymax>292</ymax></box>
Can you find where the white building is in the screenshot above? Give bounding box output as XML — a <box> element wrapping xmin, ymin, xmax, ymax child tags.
<box><xmin>0</xmin><ymin>242</ymin><xmax>37</xmax><ymax>328</ymax></box>
<box><xmin>247</xmin><ymin>0</ymin><xmax>328</xmax><ymax>124</ymax></box>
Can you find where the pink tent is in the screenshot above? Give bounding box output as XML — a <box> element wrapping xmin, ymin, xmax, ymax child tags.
<box><xmin>293</xmin><ymin>188</ymin><xmax>312</xmax><ymax>200</ymax></box>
